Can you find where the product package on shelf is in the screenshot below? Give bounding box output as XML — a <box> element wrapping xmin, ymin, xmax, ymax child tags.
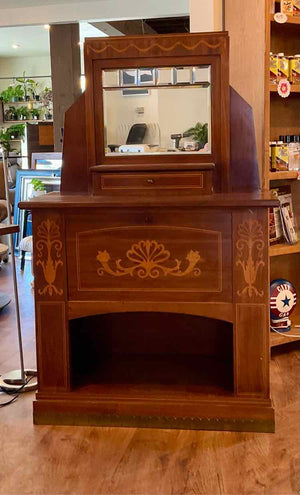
<box><xmin>271</xmin><ymin>186</ymin><xmax>298</xmax><ymax>244</ymax></box>
<box><xmin>269</xmin><ymin>205</ymin><xmax>284</xmax><ymax>244</ymax></box>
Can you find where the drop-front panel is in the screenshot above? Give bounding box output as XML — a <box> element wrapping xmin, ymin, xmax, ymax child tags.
<box><xmin>66</xmin><ymin>208</ymin><xmax>231</xmax><ymax>302</ymax></box>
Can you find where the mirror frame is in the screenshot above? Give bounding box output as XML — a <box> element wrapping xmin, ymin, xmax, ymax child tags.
<box><xmin>84</xmin><ymin>32</ymin><xmax>229</xmax><ymax>191</ymax></box>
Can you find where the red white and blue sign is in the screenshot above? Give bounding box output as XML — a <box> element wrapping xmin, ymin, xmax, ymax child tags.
<box><xmin>270</xmin><ymin>279</ymin><xmax>297</xmax><ymax>332</ymax></box>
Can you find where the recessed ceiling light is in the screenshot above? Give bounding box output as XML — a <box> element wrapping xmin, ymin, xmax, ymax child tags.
<box><xmin>44</xmin><ymin>24</ymin><xmax>50</xmax><ymax>30</ymax></box>
<box><xmin>12</xmin><ymin>43</ymin><xmax>20</xmax><ymax>49</ymax></box>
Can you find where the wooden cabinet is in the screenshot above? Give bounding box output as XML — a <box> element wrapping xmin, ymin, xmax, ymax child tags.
<box><xmin>20</xmin><ymin>32</ymin><xmax>276</xmax><ymax>432</ymax></box>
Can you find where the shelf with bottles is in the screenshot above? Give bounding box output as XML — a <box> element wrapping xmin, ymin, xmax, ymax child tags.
<box><xmin>269</xmin><ymin>134</ymin><xmax>300</xmax><ymax>173</ymax></box>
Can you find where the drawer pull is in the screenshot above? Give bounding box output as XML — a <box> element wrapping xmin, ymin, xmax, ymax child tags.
<box><xmin>147</xmin><ymin>178</ymin><xmax>154</xmax><ymax>184</ymax></box>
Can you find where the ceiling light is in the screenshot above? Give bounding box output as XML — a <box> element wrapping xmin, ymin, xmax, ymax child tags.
<box><xmin>12</xmin><ymin>43</ymin><xmax>20</xmax><ymax>49</ymax></box>
<box><xmin>44</xmin><ymin>24</ymin><xmax>50</xmax><ymax>30</ymax></box>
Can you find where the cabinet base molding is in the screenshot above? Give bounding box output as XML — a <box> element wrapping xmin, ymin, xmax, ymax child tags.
<box><xmin>33</xmin><ymin>395</ymin><xmax>275</xmax><ymax>433</ymax></box>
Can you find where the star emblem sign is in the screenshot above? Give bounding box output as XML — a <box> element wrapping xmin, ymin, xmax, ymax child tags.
<box><xmin>281</xmin><ymin>296</ymin><xmax>290</xmax><ymax>308</ymax></box>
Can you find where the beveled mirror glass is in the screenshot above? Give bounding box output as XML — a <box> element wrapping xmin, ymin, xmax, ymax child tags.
<box><xmin>102</xmin><ymin>65</ymin><xmax>211</xmax><ymax>155</ymax></box>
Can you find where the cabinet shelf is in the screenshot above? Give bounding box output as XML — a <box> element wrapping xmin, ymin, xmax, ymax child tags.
<box><xmin>270</xmin><ymin>13</ymin><xmax>300</xmax><ymax>24</ymax></box>
<box><xmin>270</xmin><ymin>326</ymin><xmax>300</xmax><ymax>347</ymax></box>
<box><xmin>269</xmin><ymin>84</ymin><xmax>300</xmax><ymax>93</ymax></box>
<box><xmin>269</xmin><ymin>170</ymin><xmax>300</xmax><ymax>180</ymax></box>
<box><xmin>270</xmin><ymin>240</ymin><xmax>300</xmax><ymax>256</ymax></box>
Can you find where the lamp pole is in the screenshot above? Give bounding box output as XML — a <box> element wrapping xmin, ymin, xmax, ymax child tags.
<box><xmin>0</xmin><ymin>148</ymin><xmax>37</xmax><ymax>391</ymax></box>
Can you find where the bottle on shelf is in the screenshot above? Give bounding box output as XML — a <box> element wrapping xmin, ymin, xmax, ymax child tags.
<box><xmin>277</xmin><ymin>53</ymin><xmax>289</xmax><ymax>82</ymax></box>
<box><xmin>289</xmin><ymin>55</ymin><xmax>300</xmax><ymax>84</ymax></box>
<box><xmin>270</xmin><ymin>52</ymin><xmax>278</xmax><ymax>84</ymax></box>
<box><xmin>270</xmin><ymin>136</ymin><xmax>300</xmax><ymax>171</ymax></box>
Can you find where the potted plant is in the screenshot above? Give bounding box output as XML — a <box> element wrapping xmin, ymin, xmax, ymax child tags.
<box><xmin>183</xmin><ymin>122</ymin><xmax>208</xmax><ymax>150</ymax></box>
<box><xmin>40</xmin><ymin>87</ymin><xmax>53</xmax><ymax>120</ymax></box>
<box><xmin>30</xmin><ymin>178</ymin><xmax>46</xmax><ymax>197</ymax></box>
<box><xmin>0</xmin><ymin>129</ymin><xmax>15</xmax><ymax>153</ymax></box>
<box><xmin>31</xmin><ymin>108</ymin><xmax>40</xmax><ymax>120</ymax></box>
<box><xmin>16</xmin><ymin>71</ymin><xmax>37</xmax><ymax>101</ymax></box>
<box><xmin>4</xmin><ymin>106</ymin><xmax>18</xmax><ymax>121</ymax></box>
<box><xmin>0</xmin><ymin>86</ymin><xmax>15</xmax><ymax>103</ymax></box>
<box><xmin>12</xmin><ymin>84</ymin><xmax>25</xmax><ymax>102</ymax></box>
<box><xmin>6</xmin><ymin>123</ymin><xmax>25</xmax><ymax>139</ymax></box>
<box><xmin>29</xmin><ymin>80</ymin><xmax>40</xmax><ymax>100</ymax></box>
<box><xmin>17</xmin><ymin>106</ymin><xmax>30</xmax><ymax>120</ymax></box>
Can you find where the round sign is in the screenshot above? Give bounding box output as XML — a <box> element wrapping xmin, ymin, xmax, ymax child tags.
<box><xmin>270</xmin><ymin>279</ymin><xmax>297</xmax><ymax>320</ymax></box>
<box><xmin>274</xmin><ymin>12</ymin><xmax>288</xmax><ymax>23</ymax></box>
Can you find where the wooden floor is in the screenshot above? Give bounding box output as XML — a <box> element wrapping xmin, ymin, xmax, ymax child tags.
<box><xmin>0</xmin><ymin>258</ymin><xmax>299</xmax><ymax>495</ymax></box>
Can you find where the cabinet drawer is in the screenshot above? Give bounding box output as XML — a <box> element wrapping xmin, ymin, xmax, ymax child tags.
<box><xmin>92</xmin><ymin>171</ymin><xmax>212</xmax><ymax>194</ymax></box>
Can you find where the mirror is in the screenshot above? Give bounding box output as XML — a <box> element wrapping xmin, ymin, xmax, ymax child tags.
<box><xmin>102</xmin><ymin>66</ymin><xmax>211</xmax><ymax>155</ymax></box>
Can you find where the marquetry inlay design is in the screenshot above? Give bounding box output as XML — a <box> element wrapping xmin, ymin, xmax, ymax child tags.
<box><xmin>36</xmin><ymin>219</ymin><xmax>63</xmax><ymax>296</ymax></box>
<box><xmin>96</xmin><ymin>240</ymin><xmax>203</xmax><ymax>279</ymax></box>
<box><xmin>89</xmin><ymin>39</ymin><xmax>223</xmax><ymax>56</ymax></box>
<box><xmin>236</xmin><ymin>220</ymin><xmax>265</xmax><ymax>297</ymax></box>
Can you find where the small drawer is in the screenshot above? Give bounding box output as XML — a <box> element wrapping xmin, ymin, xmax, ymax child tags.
<box><xmin>93</xmin><ymin>171</ymin><xmax>213</xmax><ymax>194</ymax></box>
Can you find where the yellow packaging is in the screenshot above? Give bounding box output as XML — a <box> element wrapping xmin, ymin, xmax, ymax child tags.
<box><xmin>278</xmin><ymin>54</ymin><xmax>289</xmax><ymax>80</ymax></box>
<box><xmin>270</xmin><ymin>54</ymin><xmax>278</xmax><ymax>84</ymax></box>
<box><xmin>293</xmin><ymin>0</ymin><xmax>300</xmax><ymax>15</ymax></box>
<box><xmin>272</xmin><ymin>143</ymin><xmax>289</xmax><ymax>171</ymax></box>
<box><xmin>289</xmin><ymin>55</ymin><xmax>300</xmax><ymax>83</ymax></box>
<box><xmin>281</xmin><ymin>0</ymin><xmax>293</xmax><ymax>13</ymax></box>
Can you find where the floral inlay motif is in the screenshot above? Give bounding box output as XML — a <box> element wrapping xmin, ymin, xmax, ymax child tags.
<box><xmin>236</xmin><ymin>219</ymin><xmax>265</xmax><ymax>297</ymax></box>
<box><xmin>96</xmin><ymin>240</ymin><xmax>203</xmax><ymax>279</ymax></box>
<box><xmin>36</xmin><ymin>219</ymin><xmax>63</xmax><ymax>296</ymax></box>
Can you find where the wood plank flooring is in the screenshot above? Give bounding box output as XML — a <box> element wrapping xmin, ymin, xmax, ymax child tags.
<box><xmin>0</xmin><ymin>258</ymin><xmax>299</xmax><ymax>495</ymax></box>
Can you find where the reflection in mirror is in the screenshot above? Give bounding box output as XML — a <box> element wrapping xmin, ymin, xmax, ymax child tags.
<box><xmin>102</xmin><ymin>66</ymin><xmax>211</xmax><ymax>155</ymax></box>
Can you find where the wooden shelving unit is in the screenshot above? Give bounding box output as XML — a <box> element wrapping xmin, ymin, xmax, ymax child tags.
<box><xmin>269</xmin><ymin>83</ymin><xmax>300</xmax><ymax>92</ymax></box>
<box><xmin>270</xmin><ymin>326</ymin><xmax>300</xmax><ymax>346</ymax></box>
<box><xmin>270</xmin><ymin>13</ymin><xmax>300</xmax><ymax>24</ymax></box>
<box><xmin>266</xmin><ymin>0</ymin><xmax>300</xmax><ymax>348</ymax></box>
<box><xmin>268</xmin><ymin>170</ymin><xmax>300</xmax><ymax>180</ymax></box>
<box><xmin>270</xmin><ymin>239</ymin><xmax>300</xmax><ymax>256</ymax></box>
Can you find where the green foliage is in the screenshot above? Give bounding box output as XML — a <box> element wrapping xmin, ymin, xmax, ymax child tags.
<box><xmin>31</xmin><ymin>108</ymin><xmax>40</xmax><ymax>119</ymax></box>
<box><xmin>16</xmin><ymin>71</ymin><xmax>36</xmax><ymax>98</ymax></box>
<box><xmin>4</xmin><ymin>106</ymin><xmax>18</xmax><ymax>120</ymax></box>
<box><xmin>0</xmin><ymin>129</ymin><xmax>14</xmax><ymax>153</ymax></box>
<box><xmin>184</xmin><ymin>122</ymin><xmax>208</xmax><ymax>147</ymax></box>
<box><xmin>31</xmin><ymin>178</ymin><xmax>46</xmax><ymax>191</ymax></box>
<box><xmin>0</xmin><ymin>86</ymin><xmax>15</xmax><ymax>103</ymax></box>
<box><xmin>0</xmin><ymin>84</ymin><xmax>25</xmax><ymax>102</ymax></box>
<box><xmin>16</xmin><ymin>106</ymin><xmax>30</xmax><ymax>120</ymax></box>
<box><xmin>6</xmin><ymin>124</ymin><xmax>25</xmax><ymax>139</ymax></box>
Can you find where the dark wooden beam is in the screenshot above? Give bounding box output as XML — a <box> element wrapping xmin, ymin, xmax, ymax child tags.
<box><xmin>49</xmin><ymin>23</ymin><xmax>81</xmax><ymax>152</ymax></box>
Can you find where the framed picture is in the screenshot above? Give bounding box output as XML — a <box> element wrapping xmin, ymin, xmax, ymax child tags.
<box><xmin>13</xmin><ymin>169</ymin><xmax>61</xmax><ymax>253</ymax></box>
<box><xmin>138</xmin><ymin>68</ymin><xmax>155</xmax><ymax>85</ymax></box>
<box><xmin>120</xmin><ymin>69</ymin><xmax>137</xmax><ymax>86</ymax></box>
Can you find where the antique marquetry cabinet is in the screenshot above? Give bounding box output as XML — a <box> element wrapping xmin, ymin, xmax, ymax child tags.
<box><xmin>20</xmin><ymin>32</ymin><xmax>277</xmax><ymax>432</ymax></box>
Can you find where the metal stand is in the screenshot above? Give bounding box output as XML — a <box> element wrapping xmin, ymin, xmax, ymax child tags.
<box><xmin>0</xmin><ymin>149</ymin><xmax>37</xmax><ymax>392</ymax></box>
